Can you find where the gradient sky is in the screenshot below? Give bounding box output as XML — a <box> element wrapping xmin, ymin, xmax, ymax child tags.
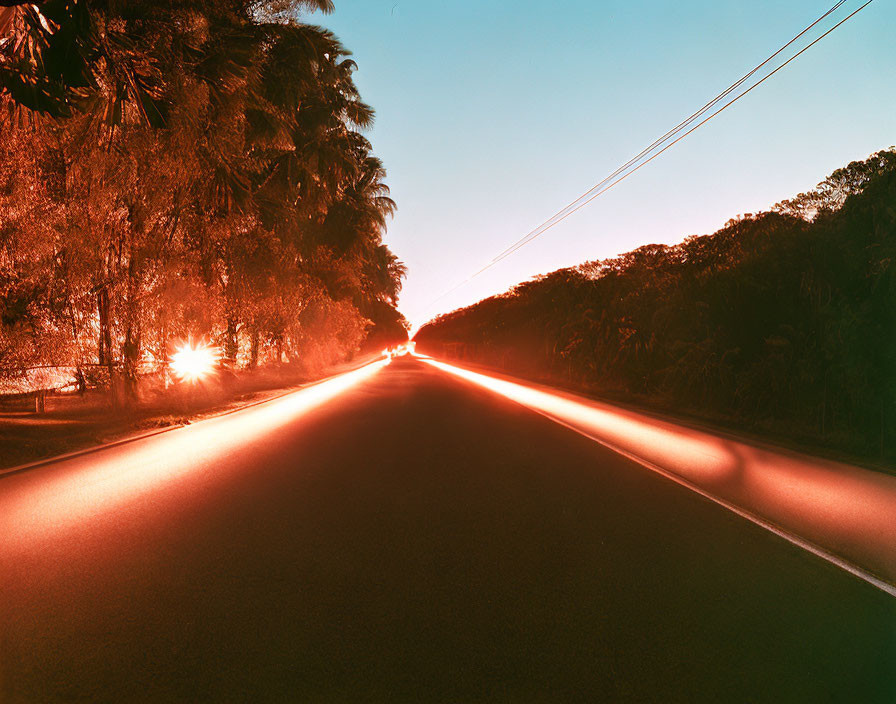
<box><xmin>314</xmin><ymin>0</ymin><xmax>895</xmax><ymax>330</ymax></box>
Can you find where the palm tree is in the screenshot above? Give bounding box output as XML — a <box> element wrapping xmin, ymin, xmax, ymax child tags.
<box><xmin>2</xmin><ymin>0</ymin><xmax>408</xmax><ymax>393</ymax></box>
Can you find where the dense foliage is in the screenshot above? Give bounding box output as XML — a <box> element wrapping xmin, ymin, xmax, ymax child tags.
<box><xmin>0</xmin><ymin>0</ymin><xmax>408</xmax><ymax>400</ymax></box>
<box><xmin>417</xmin><ymin>150</ymin><xmax>896</xmax><ymax>464</ymax></box>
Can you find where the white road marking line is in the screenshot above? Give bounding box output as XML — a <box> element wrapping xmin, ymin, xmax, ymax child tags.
<box><xmin>424</xmin><ymin>358</ymin><xmax>896</xmax><ymax>598</ymax></box>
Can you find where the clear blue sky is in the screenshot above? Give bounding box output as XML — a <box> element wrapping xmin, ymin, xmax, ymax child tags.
<box><xmin>313</xmin><ymin>0</ymin><xmax>895</xmax><ymax>330</ymax></box>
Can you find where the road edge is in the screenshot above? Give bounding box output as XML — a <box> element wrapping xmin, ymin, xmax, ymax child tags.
<box><xmin>421</xmin><ymin>355</ymin><xmax>896</xmax><ymax>598</ymax></box>
<box><xmin>0</xmin><ymin>357</ymin><xmax>382</xmax><ymax>481</ymax></box>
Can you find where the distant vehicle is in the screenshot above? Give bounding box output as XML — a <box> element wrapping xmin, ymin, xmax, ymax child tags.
<box><xmin>383</xmin><ymin>342</ymin><xmax>415</xmax><ymax>360</ymax></box>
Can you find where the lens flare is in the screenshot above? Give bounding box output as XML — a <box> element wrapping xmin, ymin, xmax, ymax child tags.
<box><xmin>391</xmin><ymin>342</ymin><xmax>414</xmax><ymax>357</ymax></box>
<box><xmin>170</xmin><ymin>342</ymin><xmax>219</xmax><ymax>383</ymax></box>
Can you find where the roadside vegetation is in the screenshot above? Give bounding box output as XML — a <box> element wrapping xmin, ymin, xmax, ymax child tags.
<box><xmin>0</xmin><ymin>0</ymin><xmax>408</xmax><ymax>408</ymax></box>
<box><xmin>416</xmin><ymin>149</ymin><xmax>896</xmax><ymax>468</ymax></box>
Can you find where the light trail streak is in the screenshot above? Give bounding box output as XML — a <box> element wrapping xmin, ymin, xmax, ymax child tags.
<box><xmin>0</xmin><ymin>360</ymin><xmax>388</xmax><ymax>543</ymax></box>
<box><xmin>423</xmin><ymin>357</ymin><xmax>896</xmax><ymax>596</ymax></box>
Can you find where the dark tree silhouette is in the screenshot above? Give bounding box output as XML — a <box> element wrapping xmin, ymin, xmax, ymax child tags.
<box><xmin>417</xmin><ymin>149</ymin><xmax>896</xmax><ymax>467</ymax></box>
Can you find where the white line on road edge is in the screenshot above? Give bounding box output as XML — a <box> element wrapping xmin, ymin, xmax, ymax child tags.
<box><xmin>534</xmin><ymin>410</ymin><xmax>896</xmax><ymax>599</ymax></box>
<box><xmin>424</xmin><ymin>357</ymin><xmax>896</xmax><ymax>598</ymax></box>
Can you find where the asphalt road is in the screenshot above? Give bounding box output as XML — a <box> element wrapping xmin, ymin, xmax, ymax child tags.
<box><xmin>1</xmin><ymin>357</ymin><xmax>893</xmax><ymax>702</ymax></box>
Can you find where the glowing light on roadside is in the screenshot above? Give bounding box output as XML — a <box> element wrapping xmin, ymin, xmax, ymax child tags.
<box><xmin>2</xmin><ymin>359</ymin><xmax>390</xmax><ymax>542</ymax></box>
<box><xmin>424</xmin><ymin>358</ymin><xmax>730</xmax><ymax>478</ymax></box>
<box><xmin>421</xmin><ymin>357</ymin><xmax>896</xmax><ymax>593</ymax></box>
<box><xmin>391</xmin><ymin>342</ymin><xmax>414</xmax><ymax>357</ymax></box>
<box><xmin>170</xmin><ymin>342</ymin><xmax>219</xmax><ymax>383</ymax></box>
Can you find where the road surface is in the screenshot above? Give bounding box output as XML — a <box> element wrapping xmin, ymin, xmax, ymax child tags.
<box><xmin>1</xmin><ymin>356</ymin><xmax>893</xmax><ymax>702</ymax></box>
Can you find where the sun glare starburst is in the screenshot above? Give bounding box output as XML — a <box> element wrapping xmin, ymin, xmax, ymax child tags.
<box><xmin>170</xmin><ymin>342</ymin><xmax>219</xmax><ymax>383</ymax></box>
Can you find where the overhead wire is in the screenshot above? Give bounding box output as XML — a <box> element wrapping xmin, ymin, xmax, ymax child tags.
<box><xmin>482</xmin><ymin>0</ymin><xmax>873</xmax><ymax>268</ymax></box>
<box><xmin>417</xmin><ymin>0</ymin><xmax>872</xmax><ymax>321</ymax></box>
<box><xmin>478</xmin><ymin>0</ymin><xmax>848</xmax><ymax>270</ymax></box>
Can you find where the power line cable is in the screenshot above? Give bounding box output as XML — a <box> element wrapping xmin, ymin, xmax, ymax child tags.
<box><xmin>479</xmin><ymin>0</ymin><xmax>847</xmax><ymax>269</ymax></box>
<box><xmin>485</xmin><ymin>0</ymin><xmax>873</xmax><ymax>267</ymax></box>
<box><xmin>417</xmin><ymin>0</ymin><xmax>872</xmax><ymax>322</ymax></box>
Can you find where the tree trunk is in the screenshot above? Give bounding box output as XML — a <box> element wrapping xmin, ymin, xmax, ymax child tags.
<box><xmin>98</xmin><ymin>288</ymin><xmax>112</xmax><ymax>367</ymax></box>
<box><xmin>249</xmin><ymin>327</ymin><xmax>260</xmax><ymax>369</ymax></box>
<box><xmin>122</xmin><ymin>254</ymin><xmax>141</xmax><ymax>405</ymax></box>
<box><xmin>75</xmin><ymin>367</ymin><xmax>87</xmax><ymax>395</ymax></box>
<box><xmin>122</xmin><ymin>326</ymin><xmax>139</xmax><ymax>403</ymax></box>
<box><xmin>119</xmin><ymin>205</ymin><xmax>146</xmax><ymax>407</ymax></box>
<box><xmin>224</xmin><ymin>315</ymin><xmax>239</xmax><ymax>366</ymax></box>
<box><xmin>97</xmin><ymin>288</ymin><xmax>118</xmax><ymax>406</ymax></box>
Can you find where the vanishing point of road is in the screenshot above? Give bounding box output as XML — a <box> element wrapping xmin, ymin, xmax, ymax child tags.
<box><xmin>1</xmin><ymin>356</ymin><xmax>893</xmax><ymax>702</ymax></box>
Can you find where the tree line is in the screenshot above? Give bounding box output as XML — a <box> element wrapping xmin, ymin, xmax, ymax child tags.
<box><xmin>0</xmin><ymin>0</ymin><xmax>408</xmax><ymax>402</ymax></box>
<box><xmin>417</xmin><ymin>150</ymin><xmax>896</xmax><ymax>465</ymax></box>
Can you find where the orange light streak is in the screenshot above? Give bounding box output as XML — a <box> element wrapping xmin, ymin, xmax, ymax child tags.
<box><xmin>0</xmin><ymin>360</ymin><xmax>388</xmax><ymax>545</ymax></box>
<box><xmin>423</xmin><ymin>357</ymin><xmax>896</xmax><ymax>595</ymax></box>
